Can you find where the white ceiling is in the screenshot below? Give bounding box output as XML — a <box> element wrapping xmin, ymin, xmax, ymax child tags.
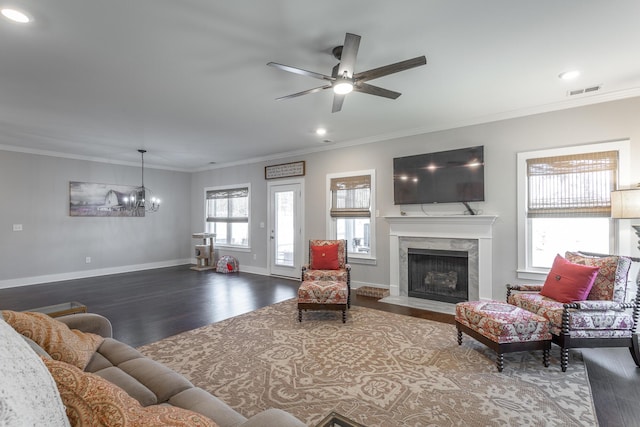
<box><xmin>1</xmin><ymin>1</ymin><xmax>639</xmax><ymax>171</ymax></box>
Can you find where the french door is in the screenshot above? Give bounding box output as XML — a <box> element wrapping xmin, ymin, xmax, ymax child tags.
<box><xmin>267</xmin><ymin>179</ymin><xmax>304</xmax><ymax>279</ymax></box>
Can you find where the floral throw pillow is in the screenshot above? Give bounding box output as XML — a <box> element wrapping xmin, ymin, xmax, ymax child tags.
<box><xmin>565</xmin><ymin>251</ymin><xmax>632</xmax><ymax>302</ymax></box>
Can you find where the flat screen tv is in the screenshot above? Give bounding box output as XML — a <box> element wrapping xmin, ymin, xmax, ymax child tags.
<box><xmin>393</xmin><ymin>145</ymin><xmax>485</xmax><ymax>206</ymax></box>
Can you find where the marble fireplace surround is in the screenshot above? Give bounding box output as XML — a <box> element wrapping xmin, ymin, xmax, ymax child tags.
<box><xmin>383</xmin><ymin>215</ymin><xmax>498</xmax><ymax>314</ymax></box>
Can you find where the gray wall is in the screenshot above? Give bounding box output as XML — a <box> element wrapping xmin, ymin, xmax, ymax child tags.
<box><xmin>0</xmin><ymin>151</ymin><xmax>192</xmax><ymax>287</ymax></box>
<box><xmin>2</xmin><ymin>96</ymin><xmax>639</xmax><ymax>297</ymax></box>
<box><xmin>191</xmin><ymin>96</ymin><xmax>640</xmax><ymax>299</ymax></box>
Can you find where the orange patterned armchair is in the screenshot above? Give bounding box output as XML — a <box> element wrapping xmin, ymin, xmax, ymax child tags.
<box><xmin>507</xmin><ymin>251</ymin><xmax>640</xmax><ymax>372</ymax></box>
<box><xmin>298</xmin><ymin>240</ymin><xmax>352</xmax><ymax>322</ymax></box>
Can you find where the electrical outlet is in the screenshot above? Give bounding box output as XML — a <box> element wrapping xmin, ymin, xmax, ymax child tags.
<box><xmin>253</xmin><ymin>254</ymin><xmax>257</xmax><ymax>260</ymax></box>
<box><xmin>85</xmin><ymin>257</ymin><xmax>91</xmax><ymax>264</ymax></box>
<box><xmin>12</xmin><ymin>224</ymin><xmax>23</xmax><ymax>231</ymax></box>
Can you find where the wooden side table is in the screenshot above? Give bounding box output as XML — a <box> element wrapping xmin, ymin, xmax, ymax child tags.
<box><xmin>28</xmin><ymin>301</ymin><xmax>87</xmax><ymax>318</ymax></box>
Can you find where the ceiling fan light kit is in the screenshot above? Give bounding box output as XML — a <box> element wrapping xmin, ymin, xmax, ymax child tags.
<box><xmin>333</xmin><ymin>79</ymin><xmax>354</xmax><ymax>95</ymax></box>
<box><xmin>268</xmin><ymin>32</ymin><xmax>426</xmax><ymax>112</ymax></box>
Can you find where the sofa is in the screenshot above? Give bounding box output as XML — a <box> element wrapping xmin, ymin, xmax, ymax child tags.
<box><xmin>0</xmin><ymin>310</ymin><xmax>306</xmax><ymax>427</ymax></box>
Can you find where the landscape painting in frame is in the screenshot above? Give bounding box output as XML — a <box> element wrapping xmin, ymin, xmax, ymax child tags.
<box><xmin>69</xmin><ymin>181</ymin><xmax>144</xmax><ymax>217</ymax></box>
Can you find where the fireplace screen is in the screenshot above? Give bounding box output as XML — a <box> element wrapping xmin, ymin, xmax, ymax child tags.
<box><xmin>408</xmin><ymin>248</ymin><xmax>468</xmax><ymax>304</ymax></box>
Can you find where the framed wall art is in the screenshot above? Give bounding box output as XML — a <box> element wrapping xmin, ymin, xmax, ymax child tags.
<box><xmin>265</xmin><ymin>161</ymin><xmax>306</xmax><ymax>180</ymax></box>
<box><xmin>69</xmin><ymin>181</ymin><xmax>144</xmax><ymax>217</ymax></box>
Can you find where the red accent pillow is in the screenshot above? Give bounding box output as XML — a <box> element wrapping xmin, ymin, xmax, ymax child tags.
<box><xmin>540</xmin><ymin>254</ymin><xmax>600</xmax><ymax>303</ymax></box>
<box><xmin>311</xmin><ymin>244</ymin><xmax>340</xmax><ymax>270</ymax></box>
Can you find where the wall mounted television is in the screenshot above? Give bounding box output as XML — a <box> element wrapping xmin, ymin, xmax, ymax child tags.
<box><xmin>393</xmin><ymin>145</ymin><xmax>485</xmax><ymax>207</ymax></box>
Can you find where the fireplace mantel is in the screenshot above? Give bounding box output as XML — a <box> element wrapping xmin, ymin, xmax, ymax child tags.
<box><xmin>385</xmin><ymin>215</ymin><xmax>498</xmax><ymax>310</ymax></box>
<box><xmin>385</xmin><ymin>215</ymin><xmax>497</xmax><ymax>238</ymax></box>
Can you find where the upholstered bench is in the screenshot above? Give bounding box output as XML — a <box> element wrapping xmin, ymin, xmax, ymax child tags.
<box><xmin>455</xmin><ymin>300</ymin><xmax>552</xmax><ymax>372</ymax></box>
<box><xmin>298</xmin><ymin>280</ymin><xmax>348</xmax><ymax>323</ymax></box>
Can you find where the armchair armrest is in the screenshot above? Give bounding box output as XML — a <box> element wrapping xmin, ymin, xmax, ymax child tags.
<box><xmin>56</xmin><ymin>313</ymin><xmax>113</xmax><ymax>338</ymax></box>
<box><xmin>506</xmin><ymin>283</ymin><xmax>543</xmax><ymax>301</ymax></box>
<box><xmin>506</xmin><ymin>283</ymin><xmax>543</xmax><ymax>292</ymax></box>
<box><xmin>573</xmin><ymin>301</ymin><xmax>635</xmax><ymax>311</ymax></box>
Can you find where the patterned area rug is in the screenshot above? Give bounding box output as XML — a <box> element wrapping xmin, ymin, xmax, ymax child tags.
<box><xmin>138</xmin><ymin>299</ymin><xmax>598</xmax><ymax>427</ymax></box>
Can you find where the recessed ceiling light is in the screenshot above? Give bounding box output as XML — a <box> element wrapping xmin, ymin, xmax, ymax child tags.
<box><xmin>315</xmin><ymin>128</ymin><xmax>327</xmax><ymax>136</ymax></box>
<box><xmin>559</xmin><ymin>70</ymin><xmax>580</xmax><ymax>80</ymax></box>
<box><xmin>1</xmin><ymin>8</ymin><xmax>31</xmax><ymax>23</ymax></box>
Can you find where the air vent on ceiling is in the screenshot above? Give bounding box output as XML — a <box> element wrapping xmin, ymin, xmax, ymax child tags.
<box><xmin>567</xmin><ymin>85</ymin><xmax>602</xmax><ymax>97</ymax></box>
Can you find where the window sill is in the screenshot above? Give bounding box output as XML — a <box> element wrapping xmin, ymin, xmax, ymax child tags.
<box><xmin>215</xmin><ymin>245</ymin><xmax>250</xmax><ymax>253</ymax></box>
<box><xmin>516</xmin><ymin>269</ymin><xmax>548</xmax><ymax>282</ymax></box>
<box><xmin>348</xmin><ymin>256</ymin><xmax>377</xmax><ymax>266</ymax></box>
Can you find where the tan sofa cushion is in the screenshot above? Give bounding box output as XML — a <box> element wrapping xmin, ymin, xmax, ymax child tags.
<box><xmin>86</xmin><ymin>338</ymin><xmax>193</xmax><ymax>406</ymax></box>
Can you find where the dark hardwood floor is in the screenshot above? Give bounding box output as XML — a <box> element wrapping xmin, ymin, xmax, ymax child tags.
<box><xmin>1</xmin><ymin>265</ymin><xmax>638</xmax><ymax>426</ymax></box>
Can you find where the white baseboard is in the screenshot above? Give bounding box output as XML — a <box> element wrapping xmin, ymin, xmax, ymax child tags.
<box><xmin>0</xmin><ymin>259</ymin><xmax>191</xmax><ymax>290</ymax></box>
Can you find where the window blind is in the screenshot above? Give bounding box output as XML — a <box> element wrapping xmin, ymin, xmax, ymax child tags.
<box><xmin>206</xmin><ymin>187</ymin><xmax>249</xmax><ymax>223</ymax></box>
<box><xmin>330</xmin><ymin>175</ymin><xmax>371</xmax><ymax>218</ymax></box>
<box><xmin>526</xmin><ymin>150</ymin><xmax>618</xmax><ymax>218</ymax></box>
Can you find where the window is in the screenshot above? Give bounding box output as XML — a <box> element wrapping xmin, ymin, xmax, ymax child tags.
<box><xmin>205</xmin><ymin>185</ymin><xmax>250</xmax><ymax>248</ymax></box>
<box><xmin>517</xmin><ymin>141</ymin><xmax>629</xmax><ymax>279</ymax></box>
<box><xmin>327</xmin><ymin>170</ymin><xmax>376</xmax><ymax>262</ymax></box>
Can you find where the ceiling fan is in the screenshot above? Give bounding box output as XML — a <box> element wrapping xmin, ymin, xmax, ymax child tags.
<box><xmin>267</xmin><ymin>32</ymin><xmax>427</xmax><ymax>113</ymax></box>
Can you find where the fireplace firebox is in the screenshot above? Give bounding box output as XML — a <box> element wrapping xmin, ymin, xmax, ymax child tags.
<box><xmin>408</xmin><ymin>248</ymin><xmax>468</xmax><ymax>304</ymax></box>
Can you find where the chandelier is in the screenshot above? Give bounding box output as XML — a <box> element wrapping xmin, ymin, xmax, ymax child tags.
<box><xmin>123</xmin><ymin>149</ymin><xmax>160</xmax><ymax>215</ymax></box>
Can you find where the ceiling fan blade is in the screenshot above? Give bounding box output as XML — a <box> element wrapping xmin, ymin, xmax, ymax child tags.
<box><xmin>275</xmin><ymin>85</ymin><xmax>332</xmax><ymax>101</ymax></box>
<box><xmin>332</xmin><ymin>93</ymin><xmax>346</xmax><ymax>113</ymax></box>
<box><xmin>336</xmin><ymin>33</ymin><xmax>361</xmax><ymax>78</ymax></box>
<box><xmin>267</xmin><ymin>62</ymin><xmax>334</xmax><ymax>82</ymax></box>
<box><xmin>354</xmin><ymin>82</ymin><xmax>401</xmax><ymax>99</ymax></box>
<box><xmin>354</xmin><ymin>56</ymin><xmax>427</xmax><ymax>82</ymax></box>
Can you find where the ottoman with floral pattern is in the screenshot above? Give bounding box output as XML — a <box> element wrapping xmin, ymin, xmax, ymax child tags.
<box><xmin>298</xmin><ymin>280</ymin><xmax>348</xmax><ymax>323</ymax></box>
<box><xmin>455</xmin><ymin>300</ymin><xmax>552</xmax><ymax>372</ymax></box>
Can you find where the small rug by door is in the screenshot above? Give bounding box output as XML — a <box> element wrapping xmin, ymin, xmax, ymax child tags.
<box><xmin>138</xmin><ymin>299</ymin><xmax>597</xmax><ymax>427</ymax></box>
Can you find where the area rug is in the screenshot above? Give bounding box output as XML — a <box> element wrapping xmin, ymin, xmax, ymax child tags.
<box><xmin>138</xmin><ymin>299</ymin><xmax>598</xmax><ymax>427</ymax></box>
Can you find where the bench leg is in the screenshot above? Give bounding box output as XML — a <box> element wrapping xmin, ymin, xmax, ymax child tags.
<box><xmin>496</xmin><ymin>353</ymin><xmax>504</xmax><ymax>372</ymax></box>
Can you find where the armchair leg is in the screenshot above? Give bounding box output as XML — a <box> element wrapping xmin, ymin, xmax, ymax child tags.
<box><xmin>630</xmin><ymin>334</ymin><xmax>640</xmax><ymax>367</ymax></box>
<box><xmin>543</xmin><ymin>348</ymin><xmax>550</xmax><ymax>368</ymax></box>
<box><xmin>298</xmin><ymin>310</ymin><xmax>302</xmax><ymax>322</ymax></box>
<box><xmin>561</xmin><ymin>348</ymin><xmax>569</xmax><ymax>372</ymax></box>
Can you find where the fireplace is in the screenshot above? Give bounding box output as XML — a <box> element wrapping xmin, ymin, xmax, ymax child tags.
<box><xmin>385</xmin><ymin>215</ymin><xmax>497</xmax><ymax>313</ymax></box>
<box><xmin>408</xmin><ymin>248</ymin><xmax>468</xmax><ymax>304</ymax></box>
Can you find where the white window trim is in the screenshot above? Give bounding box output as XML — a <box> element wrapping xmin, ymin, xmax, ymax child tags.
<box><xmin>326</xmin><ymin>169</ymin><xmax>376</xmax><ymax>265</ymax></box>
<box><xmin>204</xmin><ymin>183</ymin><xmax>251</xmax><ymax>251</ymax></box>
<box><xmin>516</xmin><ymin>140</ymin><xmax>630</xmax><ymax>281</ymax></box>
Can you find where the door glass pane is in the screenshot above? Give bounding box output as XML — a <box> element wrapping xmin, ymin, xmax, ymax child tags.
<box><xmin>275</xmin><ymin>190</ymin><xmax>294</xmax><ymax>267</ymax></box>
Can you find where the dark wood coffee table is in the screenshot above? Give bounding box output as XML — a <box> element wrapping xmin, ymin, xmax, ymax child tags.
<box><xmin>316</xmin><ymin>412</ymin><xmax>366</xmax><ymax>427</ymax></box>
